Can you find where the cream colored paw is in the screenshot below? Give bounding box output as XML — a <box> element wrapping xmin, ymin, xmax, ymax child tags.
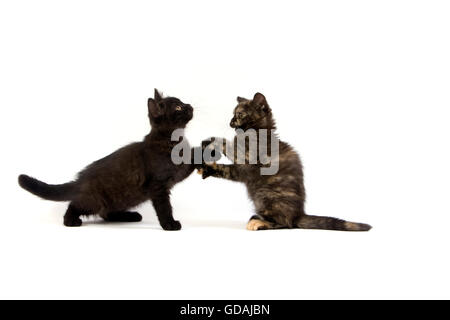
<box><xmin>246</xmin><ymin>219</ymin><xmax>269</xmax><ymax>231</ymax></box>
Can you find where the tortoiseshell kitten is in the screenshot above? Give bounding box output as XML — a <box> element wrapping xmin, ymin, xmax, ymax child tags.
<box><xmin>19</xmin><ymin>89</ymin><xmax>197</xmax><ymax>230</ymax></box>
<box><xmin>201</xmin><ymin>92</ymin><xmax>371</xmax><ymax>231</ymax></box>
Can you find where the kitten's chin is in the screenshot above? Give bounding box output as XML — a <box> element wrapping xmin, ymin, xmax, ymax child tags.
<box><xmin>230</xmin><ymin>120</ymin><xmax>244</xmax><ymax>130</ymax></box>
<box><xmin>230</xmin><ymin>123</ymin><xmax>245</xmax><ymax>130</ymax></box>
<box><xmin>180</xmin><ymin>112</ymin><xmax>193</xmax><ymax>125</ymax></box>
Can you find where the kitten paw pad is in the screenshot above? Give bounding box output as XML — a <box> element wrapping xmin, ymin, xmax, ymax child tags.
<box><xmin>246</xmin><ymin>219</ymin><xmax>269</xmax><ymax>231</ymax></box>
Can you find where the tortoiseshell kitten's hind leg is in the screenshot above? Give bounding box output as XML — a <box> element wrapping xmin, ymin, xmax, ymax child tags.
<box><xmin>246</xmin><ymin>214</ymin><xmax>286</xmax><ymax>231</ymax></box>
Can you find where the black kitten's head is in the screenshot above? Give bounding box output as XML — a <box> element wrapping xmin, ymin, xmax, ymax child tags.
<box><xmin>230</xmin><ymin>92</ymin><xmax>274</xmax><ymax>130</ymax></box>
<box><xmin>148</xmin><ymin>89</ymin><xmax>193</xmax><ymax>130</ymax></box>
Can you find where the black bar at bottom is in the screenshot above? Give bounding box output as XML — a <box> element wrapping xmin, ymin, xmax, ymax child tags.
<box><xmin>0</xmin><ymin>300</ymin><xmax>446</xmax><ymax>319</ymax></box>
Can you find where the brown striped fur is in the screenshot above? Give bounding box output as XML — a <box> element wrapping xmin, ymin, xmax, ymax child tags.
<box><xmin>201</xmin><ymin>92</ymin><xmax>371</xmax><ymax>231</ymax></box>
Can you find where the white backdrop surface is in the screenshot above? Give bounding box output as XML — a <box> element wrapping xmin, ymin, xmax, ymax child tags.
<box><xmin>0</xmin><ymin>1</ymin><xmax>449</xmax><ymax>299</ymax></box>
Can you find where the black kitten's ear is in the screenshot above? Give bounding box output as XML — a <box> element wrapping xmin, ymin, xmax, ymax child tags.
<box><xmin>237</xmin><ymin>96</ymin><xmax>249</xmax><ymax>103</ymax></box>
<box><xmin>154</xmin><ymin>88</ymin><xmax>162</xmax><ymax>102</ymax></box>
<box><xmin>148</xmin><ymin>98</ymin><xmax>162</xmax><ymax>118</ymax></box>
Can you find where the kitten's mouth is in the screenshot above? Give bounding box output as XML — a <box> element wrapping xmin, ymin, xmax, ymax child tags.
<box><xmin>230</xmin><ymin>120</ymin><xmax>247</xmax><ymax>130</ymax></box>
<box><xmin>183</xmin><ymin>105</ymin><xmax>194</xmax><ymax>122</ymax></box>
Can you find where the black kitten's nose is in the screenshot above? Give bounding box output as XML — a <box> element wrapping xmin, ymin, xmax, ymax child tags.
<box><xmin>230</xmin><ymin>118</ymin><xmax>236</xmax><ymax>127</ymax></box>
<box><xmin>186</xmin><ymin>105</ymin><xmax>193</xmax><ymax>120</ymax></box>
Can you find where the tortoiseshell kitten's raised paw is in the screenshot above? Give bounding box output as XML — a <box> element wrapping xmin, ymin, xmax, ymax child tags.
<box><xmin>19</xmin><ymin>89</ymin><xmax>197</xmax><ymax>230</ymax></box>
<box><xmin>202</xmin><ymin>92</ymin><xmax>372</xmax><ymax>232</ymax></box>
<box><xmin>200</xmin><ymin>162</ymin><xmax>217</xmax><ymax>179</ymax></box>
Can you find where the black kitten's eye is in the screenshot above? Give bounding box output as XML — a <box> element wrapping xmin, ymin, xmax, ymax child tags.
<box><xmin>175</xmin><ymin>106</ymin><xmax>182</xmax><ymax>111</ymax></box>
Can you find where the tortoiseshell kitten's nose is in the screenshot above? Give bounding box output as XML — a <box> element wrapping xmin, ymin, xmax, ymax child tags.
<box><xmin>230</xmin><ymin>117</ymin><xmax>237</xmax><ymax>128</ymax></box>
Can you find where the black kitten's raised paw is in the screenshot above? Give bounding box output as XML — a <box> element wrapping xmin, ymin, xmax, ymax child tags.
<box><xmin>161</xmin><ymin>220</ymin><xmax>182</xmax><ymax>231</ymax></box>
<box><xmin>201</xmin><ymin>139</ymin><xmax>211</xmax><ymax>151</ymax></box>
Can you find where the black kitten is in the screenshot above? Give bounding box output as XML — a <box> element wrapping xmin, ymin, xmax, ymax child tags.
<box><xmin>19</xmin><ymin>89</ymin><xmax>196</xmax><ymax>230</ymax></box>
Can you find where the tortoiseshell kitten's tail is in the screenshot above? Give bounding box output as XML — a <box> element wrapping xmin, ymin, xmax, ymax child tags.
<box><xmin>297</xmin><ymin>215</ymin><xmax>372</xmax><ymax>231</ymax></box>
<box><xmin>18</xmin><ymin>174</ymin><xmax>76</xmax><ymax>202</ymax></box>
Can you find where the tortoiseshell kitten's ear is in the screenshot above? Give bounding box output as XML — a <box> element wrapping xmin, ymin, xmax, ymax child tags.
<box><xmin>252</xmin><ymin>92</ymin><xmax>269</xmax><ymax>112</ymax></box>
<box><xmin>237</xmin><ymin>96</ymin><xmax>249</xmax><ymax>103</ymax></box>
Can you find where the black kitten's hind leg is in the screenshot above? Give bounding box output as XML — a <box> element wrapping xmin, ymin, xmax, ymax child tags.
<box><xmin>103</xmin><ymin>211</ymin><xmax>142</xmax><ymax>222</ymax></box>
<box><xmin>64</xmin><ymin>204</ymin><xmax>83</xmax><ymax>227</ymax></box>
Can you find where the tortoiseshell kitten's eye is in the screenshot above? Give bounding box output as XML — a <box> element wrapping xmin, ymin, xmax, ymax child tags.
<box><xmin>175</xmin><ymin>106</ymin><xmax>182</xmax><ymax>111</ymax></box>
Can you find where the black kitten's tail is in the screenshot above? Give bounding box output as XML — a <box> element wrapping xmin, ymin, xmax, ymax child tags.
<box><xmin>297</xmin><ymin>214</ymin><xmax>372</xmax><ymax>231</ymax></box>
<box><xmin>18</xmin><ymin>174</ymin><xmax>76</xmax><ymax>201</ymax></box>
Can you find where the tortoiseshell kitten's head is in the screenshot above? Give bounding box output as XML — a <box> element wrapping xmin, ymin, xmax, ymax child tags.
<box><xmin>230</xmin><ymin>92</ymin><xmax>275</xmax><ymax>130</ymax></box>
<box><xmin>148</xmin><ymin>88</ymin><xmax>193</xmax><ymax>130</ymax></box>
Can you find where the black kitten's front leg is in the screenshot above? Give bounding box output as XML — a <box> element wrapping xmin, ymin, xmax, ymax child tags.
<box><xmin>151</xmin><ymin>193</ymin><xmax>181</xmax><ymax>231</ymax></box>
<box><xmin>191</xmin><ymin>146</ymin><xmax>205</xmax><ymax>169</ymax></box>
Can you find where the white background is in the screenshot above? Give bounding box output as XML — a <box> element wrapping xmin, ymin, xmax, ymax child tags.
<box><xmin>1</xmin><ymin>0</ymin><xmax>449</xmax><ymax>299</ymax></box>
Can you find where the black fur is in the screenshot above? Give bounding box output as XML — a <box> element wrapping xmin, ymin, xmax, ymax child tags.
<box><xmin>19</xmin><ymin>89</ymin><xmax>197</xmax><ymax>229</ymax></box>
